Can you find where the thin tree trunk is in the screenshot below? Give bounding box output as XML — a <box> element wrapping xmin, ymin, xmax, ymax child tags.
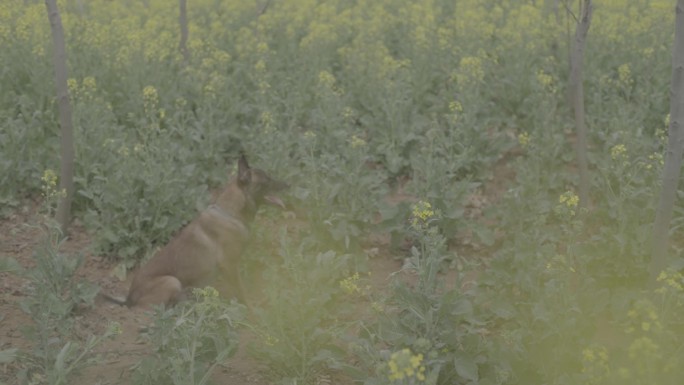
<box><xmin>651</xmin><ymin>0</ymin><xmax>684</xmax><ymax>285</ymax></box>
<box><xmin>256</xmin><ymin>0</ymin><xmax>271</xmax><ymax>18</ymax></box>
<box><xmin>568</xmin><ymin>0</ymin><xmax>593</xmax><ymax>209</ymax></box>
<box><xmin>45</xmin><ymin>0</ymin><xmax>75</xmax><ymax>233</ymax></box>
<box><xmin>179</xmin><ymin>0</ymin><xmax>189</xmax><ymax>64</ymax></box>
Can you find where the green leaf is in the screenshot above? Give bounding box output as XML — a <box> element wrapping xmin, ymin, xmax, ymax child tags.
<box><xmin>453</xmin><ymin>355</ymin><xmax>478</xmax><ymax>382</ymax></box>
<box><xmin>0</xmin><ymin>348</ymin><xmax>17</xmax><ymax>364</ymax></box>
<box><xmin>0</xmin><ymin>257</ymin><xmax>23</xmax><ymax>274</ymax></box>
<box><xmin>55</xmin><ymin>341</ymin><xmax>73</xmax><ymax>373</ymax></box>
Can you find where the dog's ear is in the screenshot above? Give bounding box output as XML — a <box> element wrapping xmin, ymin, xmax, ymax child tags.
<box><xmin>237</xmin><ymin>154</ymin><xmax>251</xmax><ymax>186</ymax></box>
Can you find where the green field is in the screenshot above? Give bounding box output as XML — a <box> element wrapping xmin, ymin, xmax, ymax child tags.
<box><xmin>1</xmin><ymin>0</ymin><xmax>683</xmax><ymax>384</ymax></box>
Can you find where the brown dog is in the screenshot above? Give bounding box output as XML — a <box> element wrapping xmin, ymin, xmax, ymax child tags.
<box><xmin>104</xmin><ymin>155</ymin><xmax>287</xmax><ymax>308</ymax></box>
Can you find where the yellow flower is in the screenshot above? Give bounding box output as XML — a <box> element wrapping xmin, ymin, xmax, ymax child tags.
<box><xmin>193</xmin><ymin>286</ymin><xmax>219</xmax><ymax>299</ymax></box>
<box><xmin>263</xmin><ymin>333</ymin><xmax>279</xmax><ymax>346</ymax></box>
<box><xmin>67</xmin><ymin>78</ymin><xmax>79</xmax><ymax>96</ymax></box>
<box><xmin>448</xmin><ymin>101</ymin><xmax>463</xmax><ymax>113</ymax></box>
<box><xmin>618</xmin><ymin>63</ymin><xmax>633</xmax><ymax>86</ymax></box>
<box><xmin>457</xmin><ymin>56</ymin><xmax>485</xmax><ymax>86</ymax></box>
<box><xmin>642</xmin><ymin>322</ymin><xmax>651</xmax><ymax>332</ymax></box>
<box><xmin>343</xmin><ymin>107</ymin><xmax>354</xmax><ymax>122</ymax></box>
<box><xmin>143</xmin><ymin>85</ymin><xmax>158</xmax><ymax>114</ymax></box>
<box><xmin>628</xmin><ymin>337</ymin><xmax>659</xmax><ymax>360</ymax></box>
<box><xmin>387</xmin><ymin>348</ymin><xmax>427</xmax><ymax>382</ymax></box>
<box><xmin>82</xmin><ymin>76</ymin><xmax>97</xmax><ymax>92</ymax></box>
<box><xmin>318</xmin><ymin>70</ymin><xmax>336</xmax><ymax>89</ymax></box>
<box><xmin>557</xmin><ymin>191</ymin><xmax>579</xmax><ymax>217</ymax></box>
<box><xmin>349</xmin><ymin>135</ymin><xmax>366</xmax><ymax>148</ymax></box>
<box><xmin>536</xmin><ymin>70</ymin><xmax>555</xmax><ymax>92</ymax></box>
<box><xmin>258</xmin><ymin>80</ymin><xmax>271</xmax><ymax>94</ymax></box>
<box><xmin>260</xmin><ymin>111</ymin><xmax>274</xmax><ymax>131</ymax></box>
<box><xmin>411</xmin><ymin>200</ymin><xmax>436</xmax><ymax>229</ymax></box>
<box><xmin>175</xmin><ymin>98</ymin><xmax>187</xmax><ymax>109</ymax></box>
<box><xmin>647</xmin><ymin>152</ymin><xmax>664</xmax><ymax>170</ymax></box>
<box><xmin>558</xmin><ymin>191</ymin><xmax>579</xmax><ymax>209</ymax></box>
<box><xmin>339</xmin><ymin>273</ymin><xmax>362</xmax><ymax>296</ymax></box>
<box><xmin>41</xmin><ymin>169</ymin><xmax>58</xmax><ymax>189</ymax></box>
<box><xmin>254</xmin><ymin>59</ymin><xmax>266</xmax><ymax>73</ymax></box>
<box><xmin>610</xmin><ymin>144</ymin><xmax>627</xmax><ymax>161</ymax></box>
<box><xmin>518</xmin><ymin>131</ymin><xmax>530</xmax><ymax>147</ymax></box>
<box><xmin>256</xmin><ymin>41</ymin><xmax>269</xmax><ymax>54</ymax></box>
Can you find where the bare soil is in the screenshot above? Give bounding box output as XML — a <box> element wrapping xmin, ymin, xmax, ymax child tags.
<box><xmin>0</xmin><ymin>202</ymin><xmax>405</xmax><ymax>385</ymax></box>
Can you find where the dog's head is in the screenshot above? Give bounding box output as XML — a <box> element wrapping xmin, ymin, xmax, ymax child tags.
<box><xmin>228</xmin><ymin>154</ymin><xmax>288</xmax><ymax>221</ymax></box>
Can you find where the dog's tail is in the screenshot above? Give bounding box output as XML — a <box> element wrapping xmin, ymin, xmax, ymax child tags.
<box><xmin>100</xmin><ymin>292</ymin><xmax>129</xmax><ymax>307</ymax></box>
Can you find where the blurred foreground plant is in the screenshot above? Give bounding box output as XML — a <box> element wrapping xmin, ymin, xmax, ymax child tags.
<box><xmin>132</xmin><ymin>287</ymin><xmax>245</xmax><ymax>385</ymax></box>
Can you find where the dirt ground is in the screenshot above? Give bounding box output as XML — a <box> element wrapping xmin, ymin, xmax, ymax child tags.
<box><xmin>0</xmin><ymin>202</ymin><xmax>408</xmax><ymax>385</ymax></box>
<box><xmin>0</xmin><ymin>156</ymin><xmax>511</xmax><ymax>385</ymax></box>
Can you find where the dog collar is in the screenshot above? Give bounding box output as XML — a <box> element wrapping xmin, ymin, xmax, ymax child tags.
<box><xmin>208</xmin><ymin>204</ymin><xmax>249</xmax><ymax>237</ymax></box>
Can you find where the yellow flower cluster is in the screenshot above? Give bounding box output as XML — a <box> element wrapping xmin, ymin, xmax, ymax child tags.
<box><xmin>263</xmin><ymin>333</ymin><xmax>279</xmax><ymax>347</ymax></box>
<box><xmin>625</xmin><ymin>299</ymin><xmax>662</xmax><ymax>334</ymax></box>
<box><xmin>260</xmin><ymin>111</ymin><xmax>274</xmax><ymax>132</ymax></box>
<box><xmin>339</xmin><ymin>272</ymin><xmax>362</xmax><ymax>296</ymax></box>
<box><xmin>627</xmin><ymin>336</ymin><xmax>660</xmax><ymax>362</ymax></box>
<box><xmin>411</xmin><ymin>200</ymin><xmax>435</xmax><ymax>229</ymax></box>
<box><xmin>536</xmin><ymin>70</ymin><xmax>556</xmax><ymax>93</ymax></box>
<box><xmin>349</xmin><ymin>135</ymin><xmax>367</xmax><ymax>149</ymax></box>
<box><xmin>581</xmin><ymin>345</ymin><xmax>610</xmax><ymax>383</ymax></box>
<box><xmin>193</xmin><ymin>286</ymin><xmax>219</xmax><ymax>299</ymax></box>
<box><xmin>41</xmin><ymin>169</ymin><xmax>58</xmax><ymax>190</ymax></box>
<box><xmin>656</xmin><ymin>268</ymin><xmax>684</xmax><ymax>294</ymax></box>
<box><xmin>142</xmin><ymin>85</ymin><xmax>159</xmax><ymax>115</ymax></box>
<box><xmin>457</xmin><ymin>56</ymin><xmax>485</xmax><ymax>87</ymax></box>
<box><xmin>617</xmin><ymin>64</ymin><xmax>634</xmax><ymax>87</ymax></box>
<box><xmin>448</xmin><ymin>101</ymin><xmax>463</xmax><ymax>113</ymax></box>
<box><xmin>558</xmin><ymin>191</ymin><xmax>579</xmax><ymax>208</ymax></box>
<box><xmin>68</xmin><ymin>76</ymin><xmax>98</xmax><ymax>102</ymax></box>
<box><xmin>41</xmin><ymin>169</ymin><xmax>65</xmax><ymax>202</ymax></box>
<box><xmin>556</xmin><ymin>191</ymin><xmax>579</xmax><ymax>217</ymax></box>
<box><xmin>517</xmin><ymin>132</ymin><xmax>530</xmax><ymax>148</ymax></box>
<box><xmin>387</xmin><ymin>348</ymin><xmax>426</xmax><ymax>382</ymax></box>
<box><xmin>610</xmin><ymin>144</ymin><xmax>627</xmax><ymax>161</ymax></box>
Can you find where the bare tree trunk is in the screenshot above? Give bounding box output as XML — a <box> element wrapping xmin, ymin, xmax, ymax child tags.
<box><xmin>256</xmin><ymin>0</ymin><xmax>271</xmax><ymax>18</ymax></box>
<box><xmin>179</xmin><ymin>0</ymin><xmax>189</xmax><ymax>64</ymax></box>
<box><xmin>45</xmin><ymin>0</ymin><xmax>75</xmax><ymax>234</ymax></box>
<box><xmin>568</xmin><ymin>0</ymin><xmax>593</xmax><ymax>209</ymax></box>
<box><xmin>651</xmin><ymin>0</ymin><xmax>684</xmax><ymax>285</ymax></box>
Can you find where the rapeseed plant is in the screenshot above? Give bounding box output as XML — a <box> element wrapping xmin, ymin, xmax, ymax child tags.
<box><xmin>410</xmin><ymin>200</ymin><xmax>435</xmax><ymax>230</ymax></box>
<box><xmin>610</xmin><ymin>144</ymin><xmax>627</xmax><ymax>161</ymax></box>
<box><xmin>339</xmin><ymin>272</ymin><xmax>363</xmax><ymax>296</ymax></box>
<box><xmin>581</xmin><ymin>345</ymin><xmax>610</xmax><ymax>384</ymax></box>
<box><xmin>554</xmin><ymin>191</ymin><xmax>580</xmax><ymax>219</ymax></box>
<box><xmin>457</xmin><ymin>56</ymin><xmax>485</xmax><ymax>87</ymax></box>
<box><xmin>142</xmin><ymin>85</ymin><xmax>159</xmax><ymax>116</ymax></box>
<box><xmin>517</xmin><ymin>131</ymin><xmax>530</xmax><ymax>148</ymax></box>
<box><xmin>387</xmin><ymin>348</ymin><xmax>426</xmax><ymax>382</ymax></box>
<box><xmin>349</xmin><ymin>135</ymin><xmax>366</xmax><ymax>149</ymax></box>
<box><xmin>656</xmin><ymin>268</ymin><xmax>684</xmax><ymax>294</ymax></box>
<box><xmin>618</xmin><ymin>63</ymin><xmax>634</xmax><ymax>87</ymax></box>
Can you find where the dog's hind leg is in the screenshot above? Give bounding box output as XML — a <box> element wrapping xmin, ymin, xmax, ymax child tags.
<box><xmin>135</xmin><ymin>276</ymin><xmax>184</xmax><ymax>308</ymax></box>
